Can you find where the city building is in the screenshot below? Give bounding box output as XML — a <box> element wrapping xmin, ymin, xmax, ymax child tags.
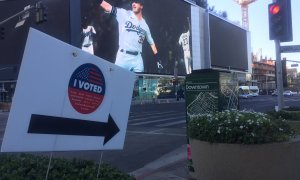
<box><xmin>252</xmin><ymin>56</ymin><xmax>276</xmax><ymax>94</ymax></box>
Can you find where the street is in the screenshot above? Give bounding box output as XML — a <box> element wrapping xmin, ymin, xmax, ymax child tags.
<box><xmin>1</xmin><ymin>95</ymin><xmax>300</xmax><ymax>173</ymax></box>
<box><xmin>239</xmin><ymin>94</ymin><xmax>300</xmax><ymax>112</ymax></box>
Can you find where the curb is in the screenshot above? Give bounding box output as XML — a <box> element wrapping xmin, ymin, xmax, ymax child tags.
<box><xmin>131</xmin><ymin>145</ymin><xmax>187</xmax><ymax>179</ymax></box>
<box><xmin>131</xmin><ymin>99</ymin><xmax>185</xmax><ymax>106</ymax></box>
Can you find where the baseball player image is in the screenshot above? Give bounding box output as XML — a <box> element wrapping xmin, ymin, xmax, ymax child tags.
<box><xmin>178</xmin><ymin>18</ymin><xmax>192</xmax><ymax>74</ymax></box>
<box><xmin>81</xmin><ymin>25</ymin><xmax>96</xmax><ymax>54</ymax></box>
<box><xmin>97</xmin><ymin>0</ymin><xmax>163</xmax><ymax>72</ymax></box>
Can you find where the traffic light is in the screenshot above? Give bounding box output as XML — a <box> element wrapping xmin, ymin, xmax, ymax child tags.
<box><xmin>268</xmin><ymin>0</ymin><xmax>293</xmax><ymax>42</ymax></box>
<box><xmin>35</xmin><ymin>2</ymin><xmax>47</xmax><ymax>24</ymax></box>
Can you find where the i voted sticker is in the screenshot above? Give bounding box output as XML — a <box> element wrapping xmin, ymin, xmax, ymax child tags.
<box><xmin>68</xmin><ymin>63</ymin><xmax>106</xmax><ymax>114</ymax></box>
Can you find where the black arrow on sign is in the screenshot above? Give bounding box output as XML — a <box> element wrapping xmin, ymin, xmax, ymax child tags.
<box><xmin>27</xmin><ymin>114</ymin><xmax>120</xmax><ymax>145</ymax></box>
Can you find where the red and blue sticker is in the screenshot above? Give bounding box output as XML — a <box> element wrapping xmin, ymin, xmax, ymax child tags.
<box><xmin>68</xmin><ymin>63</ymin><xmax>105</xmax><ymax>114</ymax></box>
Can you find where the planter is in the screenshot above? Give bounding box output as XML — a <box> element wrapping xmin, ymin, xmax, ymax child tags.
<box><xmin>190</xmin><ymin>137</ymin><xmax>300</xmax><ymax>180</ymax></box>
<box><xmin>287</xmin><ymin>120</ymin><xmax>300</xmax><ymax>134</ymax></box>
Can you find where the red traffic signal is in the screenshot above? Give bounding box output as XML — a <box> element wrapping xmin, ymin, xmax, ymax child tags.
<box><xmin>268</xmin><ymin>0</ymin><xmax>292</xmax><ymax>42</ymax></box>
<box><xmin>269</xmin><ymin>4</ymin><xmax>280</xmax><ymax>15</ymax></box>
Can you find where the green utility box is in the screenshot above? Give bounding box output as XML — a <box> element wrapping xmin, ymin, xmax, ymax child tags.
<box><xmin>185</xmin><ymin>69</ymin><xmax>239</xmax><ymax>116</ymax></box>
<box><xmin>185</xmin><ymin>69</ymin><xmax>240</xmax><ymax>175</ymax></box>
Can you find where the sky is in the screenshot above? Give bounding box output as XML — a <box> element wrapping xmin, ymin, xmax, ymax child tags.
<box><xmin>207</xmin><ymin>0</ymin><xmax>300</xmax><ymax>62</ymax></box>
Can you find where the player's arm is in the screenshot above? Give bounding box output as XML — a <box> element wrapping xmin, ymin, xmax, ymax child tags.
<box><xmin>151</xmin><ymin>44</ymin><xmax>163</xmax><ymax>69</ymax></box>
<box><xmin>97</xmin><ymin>0</ymin><xmax>112</xmax><ymax>13</ymax></box>
<box><xmin>187</xmin><ymin>17</ymin><xmax>191</xmax><ymax>31</ymax></box>
<box><xmin>178</xmin><ymin>35</ymin><xmax>182</xmax><ymax>46</ymax></box>
<box><xmin>150</xmin><ymin>44</ymin><xmax>158</xmax><ymax>55</ymax></box>
<box><xmin>146</xmin><ymin>26</ymin><xmax>163</xmax><ymax>69</ymax></box>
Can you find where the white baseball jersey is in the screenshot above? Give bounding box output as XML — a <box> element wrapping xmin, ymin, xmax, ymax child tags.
<box><xmin>179</xmin><ymin>30</ymin><xmax>192</xmax><ymax>74</ymax></box>
<box><xmin>178</xmin><ymin>30</ymin><xmax>190</xmax><ymax>52</ymax></box>
<box><xmin>114</xmin><ymin>8</ymin><xmax>154</xmax><ymax>72</ymax></box>
<box><xmin>81</xmin><ymin>25</ymin><xmax>96</xmax><ymax>55</ymax></box>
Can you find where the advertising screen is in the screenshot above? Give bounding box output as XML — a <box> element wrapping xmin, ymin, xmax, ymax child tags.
<box><xmin>209</xmin><ymin>14</ymin><xmax>250</xmax><ymax>72</ymax></box>
<box><xmin>81</xmin><ymin>0</ymin><xmax>192</xmax><ymax>75</ymax></box>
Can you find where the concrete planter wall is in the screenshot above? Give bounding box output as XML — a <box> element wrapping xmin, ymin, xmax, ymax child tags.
<box><xmin>281</xmin><ymin>110</ymin><xmax>300</xmax><ymax>134</ymax></box>
<box><xmin>190</xmin><ymin>137</ymin><xmax>300</xmax><ymax>180</ymax></box>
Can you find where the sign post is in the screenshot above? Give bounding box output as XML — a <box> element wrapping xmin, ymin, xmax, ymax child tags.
<box><xmin>1</xmin><ymin>28</ymin><xmax>136</xmax><ymax>152</ymax></box>
<box><xmin>280</xmin><ymin>45</ymin><xmax>300</xmax><ymax>53</ymax></box>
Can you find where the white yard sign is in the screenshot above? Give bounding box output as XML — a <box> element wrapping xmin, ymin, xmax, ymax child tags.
<box><xmin>1</xmin><ymin>28</ymin><xmax>135</xmax><ymax>152</ymax></box>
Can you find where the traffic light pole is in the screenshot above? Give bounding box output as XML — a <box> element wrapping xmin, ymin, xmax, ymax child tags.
<box><xmin>275</xmin><ymin>40</ymin><xmax>284</xmax><ymax>111</ymax></box>
<box><xmin>0</xmin><ymin>5</ymin><xmax>35</xmax><ymax>26</ymax></box>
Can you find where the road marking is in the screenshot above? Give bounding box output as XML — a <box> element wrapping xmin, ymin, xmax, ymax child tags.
<box><xmin>129</xmin><ymin>113</ymin><xmax>185</xmax><ymax>122</ymax></box>
<box><xmin>129</xmin><ymin>115</ymin><xmax>186</xmax><ymax>126</ymax></box>
<box><xmin>127</xmin><ymin>130</ymin><xmax>186</xmax><ymax>137</ymax></box>
<box><xmin>129</xmin><ymin>110</ymin><xmax>176</xmax><ymax>115</ymax></box>
<box><xmin>287</xmin><ymin>98</ymin><xmax>300</xmax><ymax>102</ymax></box>
<box><xmin>0</xmin><ymin>112</ymin><xmax>9</xmax><ymax>116</ymax></box>
<box><xmin>147</xmin><ymin>128</ymin><xmax>166</xmax><ymax>133</ymax></box>
<box><xmin>129</xmin><ymin>111</ymin><xmax>179</xmax><ymax>118</ymax></box>
<box><xmin>156</xmin><ymin>120</ymin><xmax>187</xmax><ymax>127</ymax></box>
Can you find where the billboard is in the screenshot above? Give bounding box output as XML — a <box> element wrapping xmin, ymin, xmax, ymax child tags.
<box><xmin>208</xmin><ymin>13</ymin><xmax>250</xmax><ymax>72</ymax></box>
<box><xmin>80</xmin><ymin>0</ymin><xmax>193</xmax><ymax>75</ymax></box>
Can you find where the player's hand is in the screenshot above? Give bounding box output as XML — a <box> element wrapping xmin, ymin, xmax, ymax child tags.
<box><xmin>157</xmin><ymin>61</ymin><xmax>163</xmax><ymax>69</ymax></box>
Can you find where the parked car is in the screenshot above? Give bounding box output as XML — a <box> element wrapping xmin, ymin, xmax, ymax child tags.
<box><xmin>283</xmin><ymin>90</ymin><xmax>293</xmax><ymax>96</ymax></box>
<box><xmin>291</xmin><ymin>91</ymin><xmax>298</xmax><ymax>95</ymax></box>
<box><xmin>249</xmin><ymin>92</ymin><xmax>259</xmax><ymax>97</ymax></box>
<box><xmin>272</xmin><ymin>90</ymin><xmax>294</xmax><ymax>96</ymax></box>
<box><xmin>239</xmin><ymin>93</ymin><xmax>251</xmax><ymax>99</ymax></box>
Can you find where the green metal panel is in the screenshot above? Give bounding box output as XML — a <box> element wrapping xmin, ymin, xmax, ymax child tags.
<box><xmin>185</xmin><ymin>70</ymin><xmax>238</xmax><ymax>116</ymax></box>
<box><xmin>185</xmin><ymin>70</ymin><xmax>219</xmax><ymax>116</ymax></box>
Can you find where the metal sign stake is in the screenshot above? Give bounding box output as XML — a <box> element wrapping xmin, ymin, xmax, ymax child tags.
<box><xmin>45</xmin><ymin>152</ymin><xmax>53</xmax><ymax>180</ymax></box>
<box><xmin>96</xmin><ymin>151</ymin><xmax>104</xmax><ymax>180</ymax></box>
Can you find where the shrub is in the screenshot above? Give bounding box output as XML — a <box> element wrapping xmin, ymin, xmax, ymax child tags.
<box><xmin>283</xmin><ymin>106</ymin><xmax>300</xmax><ymax>111</ymax></box>
<box><xmin>267</xmin><ymin>108</ymin><xmax>300</xmax><ymax>121</ymax></box>
<box><xmin>0</xmin><ymin>153</ymin><xmax>135</xmax><ymax>180</ymax></box>
<box><xmin>188</xmin><ymin>109</ymin><xmax>295</xmax><ymax>144</ymax></box>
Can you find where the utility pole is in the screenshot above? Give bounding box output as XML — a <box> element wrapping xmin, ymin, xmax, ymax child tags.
<box><xmin>275</xmin><ymin>40</ymin><xmax>284</xmax><ymax>110</ymax></box>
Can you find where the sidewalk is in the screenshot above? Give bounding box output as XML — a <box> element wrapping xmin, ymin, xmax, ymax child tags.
<box><xmin>131</xmin><ymin>145</ymin><xmax>195</xmax><ymax>180</ymax></box>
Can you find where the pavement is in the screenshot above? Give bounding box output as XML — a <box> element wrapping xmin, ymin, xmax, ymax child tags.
<box><xmin>130</xmin><ymin>98</ymin><xmax>192</xmax><ymax>179</ymax></box>
<box><xmin>131</xmin><ymin>145</ymin><xmax>195</xmax><ymax>180</ymax></box>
